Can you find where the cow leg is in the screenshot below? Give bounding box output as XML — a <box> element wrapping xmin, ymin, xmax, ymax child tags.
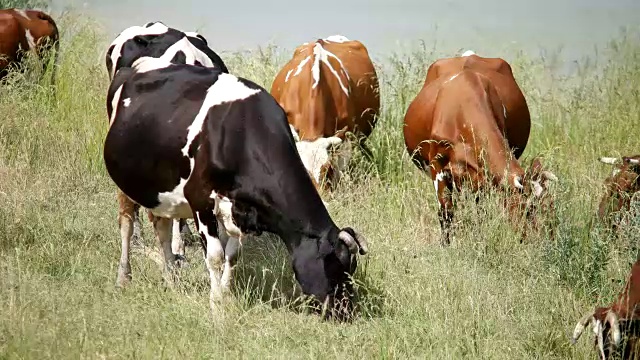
<box><xmin>431</xmin><ymin>166</ymin><xmax>454</xmax><ymax>246</ymax></box>
<box><xmin>171</xmin><ymin>219</ymin><xmax>189</xmax><ymax>267</ymax></box>
<box><xmin>149</xmin><ymin>215</ymin><xmax>178</xmax><ymax>285</ymax></box>
<box><xmin>131</xmin><ymin>206</ymin><xmax>143</xmax><ymax>246</ymax></box>
<box><xmin>218</xmin><ymin>218</ymin><xmax>241</xmax><ymax>297</ymax></box>
<box><xmin>438</xmin><ymin>195</ymin><xmax>454</xmax><ymax>246</ymax></box>
<box><xmin>193</xmin><ymin>209</ymin><xmax>227</xmax><ymax>312</ymax></box>
<box><xmin>116</xmin><ymin>190</ymin><xmax>136</xmax><ymax>287</ymax></box>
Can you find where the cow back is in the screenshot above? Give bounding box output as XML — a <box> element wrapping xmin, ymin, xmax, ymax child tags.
<box><xmin>425</xmin><ymin>54</ymin><xmax>530</xmax><ymax>159</ymax></box>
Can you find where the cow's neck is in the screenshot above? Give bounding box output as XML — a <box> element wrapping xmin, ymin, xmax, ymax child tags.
<box><xmin>231</xmin><ymin>140</ymin><xmax>338</xmax><ymax>252</ymax></box>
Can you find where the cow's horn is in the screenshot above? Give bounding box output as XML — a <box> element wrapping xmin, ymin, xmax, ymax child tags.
<box><xmin>514</xmin><ymin>176</ymin><xmax>524</xmax><ymax>190</ymax></box>
<box><xmin>338</xmin><ymin>228</ymin><xmax>368</xmax><ymax>255</ymax></box>
<box><xmin>338</xmin><ymin>231</ymin><xmax>359</xmax><ymax>255</ymax></box>
<box><xmin>571</xmin><ymin>311</ymin><xmax>594</xmax><ymax>344</ymax></box>
<box><xmin>599</xmin><ymin>157</ymin><xmax>619</xmax><ymax>165</ymax></box>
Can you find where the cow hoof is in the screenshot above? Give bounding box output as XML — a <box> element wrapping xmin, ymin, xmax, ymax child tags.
<box><xmin>174</xmin><ymin>254</ymin><xmax>189</xmax><ymax>268</ymax></box>
<box><xmin>116</xmin><ymin>265</ymin><xmax>132</xmax><ymax>288</ymax></box>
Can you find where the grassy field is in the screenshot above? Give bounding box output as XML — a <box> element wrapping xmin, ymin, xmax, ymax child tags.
<box><xmin>0</xmin><ymin>12</ymin><xmax>639</xmax><ymax>359</ymax></box>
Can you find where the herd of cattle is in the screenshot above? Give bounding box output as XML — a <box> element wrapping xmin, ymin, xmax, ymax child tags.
<box><xmin>1</xmin><ymin>8</ymin><xmax>639</xmax><ymax>359</ymax></box>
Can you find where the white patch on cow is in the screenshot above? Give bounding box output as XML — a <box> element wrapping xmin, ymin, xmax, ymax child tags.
<box><xmin>286</xmin><ymin>55</ymin><xmax>311</xmax><ymax>83</ymax></box>
<box><xmin>311</xmin><ymin>42</ymin><xmax>350</xmax><ymax>96</ymax></box>
<box><xmin>325</xmin><ymin>35</ymin><xmax>350</xmax><ymax>43</ymax></box>
<box><xmin>461</xmin><ymin>49</ymin><xmax>476</xmax><ymax>57</ymax></box>
<box><xmin>448</xmin><ymin>73</ymin><xmax>459</xmax><ymax>82</ymax></box>
<box><xmin>630</xmin><ymin>158</ymin><xmax>640</xmax><ymax>165</ymax></box>
<box><xmin>196</xmin><ymin>211</ymin><xmax>226</xmax><ymax>308</ymax></box>
<box><xmin>158</xmin><ymin>37</ymin><xmax>216</xmax><ymax>67</ymax></box>
<box><xmin>109</xmin><ymin>85</ymin><xmax>124</xmax><ymax>125</ymax></box>
<box><xmin>14</xmin><ymin>9</ymin><xmax>29</xmax><ymax>19</ymax></box>
<box><xmin>132</xmin><ymin>56</ymin><xmax>173</xmax><ymax>73</ymax></box>
<box><xmin>153</xmin><ymin>186</ymin><xmax>193</xmax><ymax>219</ymax></box>
<box><xmin>24</xmin><ymin>30</ymin><xmax>36</xmax><ymax>50</ymax></box>
<box><xmin>108</xmin><ymin>22</ymin><xmax>170</xmax><ymax>78</ymax></box>
<box><xmin>295</xmin><ymin>137</ymin><xmax>343</xmax><ymax>184</ymax></box>
<box><xmin>123</xmin><ymin>98</ymin><xmax>131</xmax><ymax>107</ymax></box>
<box><xmin>182</xmin><ymin>73</ymin><xmax>261</xmax><ymax>160</ymax></box>
<box><xmin>289</xmin><ymin>124</ymin><xmax>300</xmax><ymax>142</ymax></box>
<box><xmin>433</xmin><ymin>171</ymin><xmax>446</xmax><ymax>196</ymax></box>
<box><xmin>171</xmin><ymin>219</ymin><xmax>184</xmax><ymax>256</ymax></box>
<box><xmin>285</xmin><ymin>69</ymin><xmax>294</xmax><ymax>82</ymax></box>
<box><xmin>502</xmin><ymin>104</ymin><xmax>507</xmax><ymax>119</ymax></box>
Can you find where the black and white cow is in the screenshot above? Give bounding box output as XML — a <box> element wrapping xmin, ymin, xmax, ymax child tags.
<box><xmin>105</xmin><ymin>21</ymin><xmax>229</xmax><ymax>262</ymax></box>
<box><xmin>104</xmin><ymin>56</ymin><xmax>369</xmax><ymax>317</ymax></box>
<box><xmin>106</xmin><ymin>21</ymin><xmax>228</xmax><ymax>80</ymax></box>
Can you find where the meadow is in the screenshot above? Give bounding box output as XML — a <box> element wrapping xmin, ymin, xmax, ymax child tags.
<box><xmin>0</xmin><ymin>11</ymin><xmax>639</xmax><ymax>359</ymax></box>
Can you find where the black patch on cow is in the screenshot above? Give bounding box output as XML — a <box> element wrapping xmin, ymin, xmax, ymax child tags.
<box><xmin>170</xmin><ymin>51</ymin><xmax>186</xmax><ymax>64</ymax></box>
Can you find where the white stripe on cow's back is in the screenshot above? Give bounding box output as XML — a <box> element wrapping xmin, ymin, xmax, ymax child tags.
<box><xmin>311</xmin><ymin>41</ymin><xmax>350</xmax><ymax>96</ymax></box>
<box><xmin>285</xmin><ymin>55</ymin><xmax>311</xmax><ymax>83</ymax></box>
<box><xmin>108</xmin><ymin>22</ymin><xmax>170</xmax><ymax>78</ymax></box>
<box><xmin>461</xmin><ymin>49</ymin><xmax>476</xmax><ymax>57</ymax></box>
<box><xmin>14</xmin><ymin>9</ymin><xmax>29</xmax><ymax>19</ymax></box>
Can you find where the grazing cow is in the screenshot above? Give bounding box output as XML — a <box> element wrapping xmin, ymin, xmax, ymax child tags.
<box><xmin>572</xmin><ymin>258</ymin><xmax>640</xmax><ymax>359</ymax></box>
<box><xmin>105</xmin><ymin>21</ymin><xmax>230</xmax><ymax>262</ymax></box>
<box><xmin>0</xmin><ymin>8</ymin><xmax>59</xmax><ymax>83</ymax></box>
<box><xmin>403</xmin><ymin>50</ymin><xmax>556</xmax><ymax>245</ymax></box>
<box><xmin>270</xmin><ymin>35</ymin><xmax>380</xmax><ymax>191</ymax></box>
<box><xmin>598</xmin><ymin>155</ymin><xmax>640</xmax><ymax>230</ymax></box>
<box><xmin>104</xmin><ymin>56</ymin><xmax>369</xmax><ymax>317</ymax></box>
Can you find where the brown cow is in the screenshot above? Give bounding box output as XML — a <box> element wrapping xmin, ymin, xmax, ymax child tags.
<box><xmin>403</xmin><ymin>50</ymin><xmax>557</xmax><ymax>245</ymax></box>
<box><xmin>572</xmin><ymin>259</ymin><xmax>640</xmax><ymax>359</ymax></box>
<box><xmin>598</xmin><ymin>155</ymin><xmax>640</xmax><ymax>231</ymax></box>
<box><xmin>270</xmin><ymin>35</ymin><xmax>380</xmax><ymax>191</ymax></box>
<box><xmin>0</xmin><ymin>8</ymin><xmax>59</xmax><ymax>83</ymax></box>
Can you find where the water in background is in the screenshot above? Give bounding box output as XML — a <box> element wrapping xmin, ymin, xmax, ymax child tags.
<box><xmin>51</xmin><ymin>0</ymin><xmax>640</xmax><ymax>72</ymax></box>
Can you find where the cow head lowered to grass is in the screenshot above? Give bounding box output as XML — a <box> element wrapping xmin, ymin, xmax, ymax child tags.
<box><xmin>598</xmin><ymin>155</ymin><xmax>640</xmax><ymax>231</ymax></box>
<box><xmin>103</xmin><ymin>55</ymin><xmax>369</xmax><ymax>320</ymax></box>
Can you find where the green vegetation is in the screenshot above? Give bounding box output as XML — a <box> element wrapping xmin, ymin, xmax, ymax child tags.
<box><xmin>0</xmin><ymin>0</ymin><xmax>50</xmax><ymax>10</ymax></box>
<box><xmin>0</xmin><ymin>12</ymin><xmax>639</xmax><ymax>359</ymax></box>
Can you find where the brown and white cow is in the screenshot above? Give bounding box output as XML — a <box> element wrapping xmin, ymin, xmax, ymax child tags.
<box><xmin>0</xmin><ymin>8</ymin><xmax>59</xmax><ymax>83</ymax></box>
<box><xmin>572</xmin><ymin>258</ymin><xmax>640</xmax><ymax>359</ymax></box>
<box><xmin>270</xmin><ymin>35</ymin><xmax>380</xmax><ymax>192</ymax></box>
<box><xmin>403</xmin><ymin>50</ymin><xmax>557</xmax><ymax>245</ymax></box>
<box><xmin>598</xmin><ymin>155</ymin><xmax>640</xmax><ymax>231</ymax></box>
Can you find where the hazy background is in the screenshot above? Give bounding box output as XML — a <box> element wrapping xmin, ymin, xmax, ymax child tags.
<box><xmin>50</xmin><ymin>0</ymin><xmax>640</xmax><ymax>70</ymax></box>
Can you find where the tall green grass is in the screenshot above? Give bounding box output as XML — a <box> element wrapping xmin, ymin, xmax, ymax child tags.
<box><xmin>0</xmin><ymin>12</ymin><xmax>639</xmax><ymax>359</ymax></box>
